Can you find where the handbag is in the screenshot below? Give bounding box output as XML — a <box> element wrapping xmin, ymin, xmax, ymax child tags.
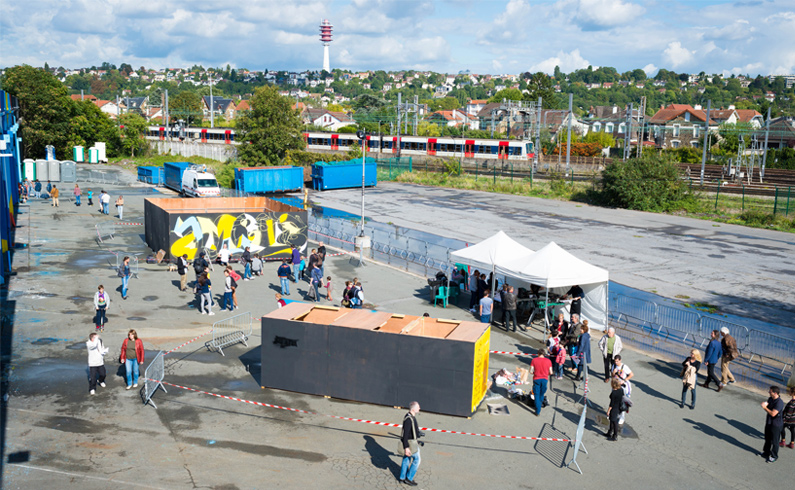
<box><xmin>341</xmin><ymin>298</ymin><xmax>351</xmax><ymax>307</ymax></box>
<box><xmin>396</xmin><ymin>414</ymin><xmax>420</xmax><ymax>456</ymax></box>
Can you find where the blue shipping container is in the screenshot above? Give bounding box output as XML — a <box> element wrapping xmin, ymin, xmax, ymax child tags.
<box><xmin>138</xmin><ymin>166</ymin><xmax>164</xmax><ymax>185</ymax></box>
<box><xmin>234</xmin><ymin>166</ymin><xmax>303</xmax><ymax>194</ymax></box>
<box><xmin>311</xmin><ymin>159</ymin><xmax>377</xmax><ymax>191</ymax></box>
<box><xmin>163</xmin><ymin>161</ymin><xmax>192</xmax><ymax>192</ymax></box>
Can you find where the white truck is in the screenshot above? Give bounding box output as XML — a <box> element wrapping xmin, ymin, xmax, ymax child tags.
<box><xmin>180</xmin><ymin>165</ymin><xmax>221</xmax><ymax>197</ymax></box>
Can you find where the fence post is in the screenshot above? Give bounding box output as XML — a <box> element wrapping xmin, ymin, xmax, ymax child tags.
<box><xmin>787</xmin><ymin>186</ymin><xmax>791</xmax><ymax>217</ymax></box>
<box><xmin>571</xmin><ymin>169</ymin><xmax>574</xmax><ymax>186</ymax></box>
<box><xmin>475</xmin><ymin>161</ymin><xmax>478</xmax><ymax>181</ymax></box>
<box><xmin>389</xmin><ymin>159</ymin><xmax>392</xmax><ymax>180</ymax></box>
<box><xmin>773</xmin><ymin>187</ymin><xmax>778</xmax><ymax>216</ymax></box>
<box><xmin>511</xmin><ymin>162</ymin><xmax>514</xmax><ymax>183</ymax></box>
<box><xmin>742</xmin><ymin>183</ymin><xmax>745</xmax><ymax>211</ymax></box>
<box><xmin>714</xmin><ymin>184</ymin><xmax>720</xmax><ymax>211</ymax></box>
<box><xmin>493</xmin><ymin>164</ymin><xmax>496</xmax><ymax>186</ymax></box>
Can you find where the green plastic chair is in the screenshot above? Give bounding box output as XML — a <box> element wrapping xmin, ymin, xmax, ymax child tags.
<box><xmin>448</xmin><ymin>283</ymin><xmax>460</xmax><ymax>304</ymax></box>
<box><xmin>434</xmin><ymin>286</ymin><xmax>448</xmax><ymax>308</ymax></box>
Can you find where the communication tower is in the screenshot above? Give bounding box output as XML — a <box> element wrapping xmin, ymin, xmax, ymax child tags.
<box><xmin>320</xmin><ymin>19</ymin><xmax>333</xmax><ymax>73</ymax></box>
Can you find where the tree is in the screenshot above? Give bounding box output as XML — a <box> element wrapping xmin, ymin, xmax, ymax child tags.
<box><xmin>488</xmin><ymin>88</ymin><xmax>523</xmax><ymax>103</ymax></box>
<box><xmin>522</xmin><ymin>72</ymin><xmax>558</xmax><ymax>108</ymax></box>
<box><xmin>583</xmin><ymin>131</ymin><xmax>615</xmax><ymax>148</ymax></box>
<box><xmin>67</xmin><ymin>100</ymin><xmax>120</xmax><ymax>155</ymax></box>
<box><xmin>118</xmin><ymin>113</ymin><xmax>148</xmax><ymax>157</ymax></box>
<box><xmin>170</xmin><ymin>91</ymin><xmax>203</xmax><ymax>125</ymax></box>
<box><xmin>237</xmin><ymin>85</ymin><xmax>305</xmax><ymax>166</ymax></box>
<box><xmin>417</xmin><ymin>121</ymin><xmax>441</xmax><ymax>136</ymax></box>
<box><xmin>2</xmin><ymin>65</ymin><xmax>74</xmax><ymax>159</ymax></box>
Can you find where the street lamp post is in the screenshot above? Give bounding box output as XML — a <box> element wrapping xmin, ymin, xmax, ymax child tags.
<box><xmin>353</xmin><ymin>129</ymin><xmax>371</xmax><ymax>267</ymax></box>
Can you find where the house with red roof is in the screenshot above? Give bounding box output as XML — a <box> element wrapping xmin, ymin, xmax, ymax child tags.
<box><xmin>647</xmin><ymin>104</ymin><xmax>719</xmax><ymax>149</ymax></box>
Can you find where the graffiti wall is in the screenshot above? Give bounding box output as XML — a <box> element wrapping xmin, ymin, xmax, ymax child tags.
<box><xmin>169</xmin><ymin>211</ymin><xmax>307</xmax><ymax>260</ymax></box>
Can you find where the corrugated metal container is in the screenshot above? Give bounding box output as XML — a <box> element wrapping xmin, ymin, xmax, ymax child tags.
<box><xmin>311</xmin><ymin>158</ymin><xmax>377</xmax><ymax>191</ymax></box>
<box><xmin>48</xmin><ymin>160</ymin><xmax>61</xmax><ymax>181</ymax></box>
<box><xmin>88</xmin><ymin>147</ymin><xmax>99</xmax><ymax>163</ymax></box>
<box><xmin>23</xmin><ymin>159</ymin><xmax>36</xmax><ymax>181</ymax></box>
<box><xmin>138</xmin><ymin>166</ymin><xmax>164</xmax><ymax>185</ymax></box>
<box><xmin>163</xmin><ymin>161</ymin><xmax>192</xmax><ymax>192</ymax></box>
<box><xmin>234</xmin><ymin>166</ymin><xmax>304</xmax><ymax>194</ymax></box>
<box><xmin>60</xmin><ymin>160</ymin><xmax>76</xmax><ymax>183</ymax></box>
<box><xmin>35</xmin><ymin>159</ymin><xmax>49</xmax><ymax>181</ymax></box>
<box><xmin>73</xmin><ymin>146</ymin><xmax>85</xmax><ymax>162</ymax></box>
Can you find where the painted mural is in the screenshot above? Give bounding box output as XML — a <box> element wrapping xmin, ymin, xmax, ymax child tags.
<box><xmin>169</xmin><ymin>211</ymin><xmax>307</xmax><ymax>260</ymax></box>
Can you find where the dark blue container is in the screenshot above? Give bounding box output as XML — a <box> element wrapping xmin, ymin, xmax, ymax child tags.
<box><xmin>234</xmin><ymin>166</ymin><xmax>303</xmax><ymax>194</ymax></box>
<box><xmin>311</xmin><ymin>159</ymin><xmax>377</xmax><ymax>191</ymax></box>
<box><xmin>138</xmin><ymin>165</ymin><xmax>164</xmax><ymax>185</ymax></box>
<box><xmin>163</xmin><ymin>161</ymin><xmax>192</xmax><ymax>192</ymax></box>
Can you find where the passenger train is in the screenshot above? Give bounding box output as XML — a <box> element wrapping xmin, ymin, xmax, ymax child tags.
<box><xmin>146</xmin><ymin>126</ymin><xmax>535</xmax><ymax>161</ymax></box>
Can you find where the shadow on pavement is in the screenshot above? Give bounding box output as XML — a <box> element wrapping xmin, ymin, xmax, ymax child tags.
<box><xmin>715</xmin><ymin>413</ymin><xmax>763</xmax><ymax>439</ymax></box>
<box><xmin>364</xmin><ymin>435</ymin><xmax>401</xmax><ymax>480</ymax></box>
<box><xmin>683</xmin><ymin>417</ymin><xmax>761</xmax><ymax>456</ymax></box>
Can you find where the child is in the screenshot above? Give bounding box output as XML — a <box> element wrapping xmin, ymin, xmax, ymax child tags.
<box><xmin>275</xmin><ymin>293</ymin><xmax>286</xmax><ymax>309</ymax></box>
<box><xmin>298</xmin><ymin>255</ymin><xmax>307</xmax><ymax>280</ymax></box>
<box><xmin>87</xmin><ymin>188</ymin><xmax>93</xmax><ymax>206</ymax></box>
<box><xmin>226</xmin><ymin>266</ymin><xmax>241</xmax><ymax>309</ymax></box>
<box><xmin>325</xmin><ymin>276</ymin><xmax>333</xmax><ymax>301</ymax></box>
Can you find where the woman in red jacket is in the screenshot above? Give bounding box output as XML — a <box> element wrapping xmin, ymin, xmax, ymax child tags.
<box><xmin>120</xmin><ymin>329</ymin><xmax>145</xmax><ymax>389</ymax></box>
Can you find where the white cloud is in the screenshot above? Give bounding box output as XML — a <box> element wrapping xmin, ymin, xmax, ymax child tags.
<box><xmin>478</xmin><ymin>0</ymin><xmax>532</xmax><ymax>45</ymax></box>
<box><xmin>492</xmin><ymin>59</ymin><xmax>503</xmax><ymax>71</ymax></box>
<box><xmin>528</xmin><ymin>49</ymin><xmax>591</xmax><ymax>74</ymax></box>
<box><xmin>662</xmin><ymin>41</ymin><xmax>694</xmax><ymax>69</ymax></box>
<box><xmin>572</xmin><ymin>0</ymin><xmax>645</xmax><ymax>30</ymax></box>
<box><xmin>642</xmin><ymin>63</ymin><xmax>658</xmax><ymax>76</ymax></box>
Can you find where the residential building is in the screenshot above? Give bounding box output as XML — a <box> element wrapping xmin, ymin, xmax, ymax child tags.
<box><xmin>201</xmin><ymin>96</ymin><xmax>236</xmax><ymax>120</ymax></box>
<box><xmin>426</xmin><ymin>110</ymin><xmax>479</xmax><ymax>131</ymax></box>
<box><xmin>647</xmin><ymin>104</ymin><xmax>719</xmax><ymax>149</ymax></box>
<box><xmin>302</xmin><ymin>108</ymin><xmax>355</xmax><ymax>131</ymax></box>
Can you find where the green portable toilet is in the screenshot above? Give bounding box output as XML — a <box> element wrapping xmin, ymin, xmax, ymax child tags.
<box><xmin>73</xmin><ymin>146</ymin><xmax>85</xmax><ymax>163</ymax></box>
<box><xmin>88</xmin><ymin>147</ymin><xmax>99</xmax><ymax>164</ymax></box>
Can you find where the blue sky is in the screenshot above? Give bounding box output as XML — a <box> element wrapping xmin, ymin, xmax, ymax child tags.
<box><xmin>2</xmin><ymin>0</ymin><xmax>794</xmax><ymax>76</ymax></box>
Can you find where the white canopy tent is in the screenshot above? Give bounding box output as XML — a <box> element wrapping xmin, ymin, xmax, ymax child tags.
<box><xmin>495</xmin><ymin>241</ymin><xmax>610</xmax><ymax>331</ymax></box>
<box><xmin>450</xmin><ymin>231</ymin><xmax>535</xmax><ymax>296</ymax></box>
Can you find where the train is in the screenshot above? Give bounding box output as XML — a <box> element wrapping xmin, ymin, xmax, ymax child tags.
<box><xmin>146</xmin><ymin>126</ymin><xmax>536</xmax><ymax>161</ymax></box>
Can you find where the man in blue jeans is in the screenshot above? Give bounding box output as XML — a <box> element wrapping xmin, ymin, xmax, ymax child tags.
<box><xmin>290</xmin><ymin>244</ymin><xmax>301</xmax><ymax>282</ymax></box>
<box><xmin>277</xmin><ymin>259</ymin><xmax>291</xmax><ymax>296</ymax></box>
<box><xmin>530</xmin><ymin>348</ymin><xmax>553</xmax><ymax>416</ymax></box>
<box><xmin>241</xmin><ymin>246</ymin><xmax>252</xmax><ymax>280</ymax></box>
<box><xmin>399</xmin><ymin>401</ymin><xmax>422</xmax><ymax>486</ymax></box>
<box><xmin>479</xmin><ymin>290</ymin><xmax>493</xmax><ymax>323</ymax></box>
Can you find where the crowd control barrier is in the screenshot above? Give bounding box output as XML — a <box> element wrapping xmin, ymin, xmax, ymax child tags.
<box><xmin>209</xmin><ymin>311</ymin><xmax>252</xmax><ymax>356</ymax></box>
<box><xmin>95</xmin><ymin>222</ymin><xmax>116</xmax><ymax>242</ymax></box>
<box><xmin>143</xmin><ymin>350</ymin><xmax>167</xmax><ymax>408</ymax></box>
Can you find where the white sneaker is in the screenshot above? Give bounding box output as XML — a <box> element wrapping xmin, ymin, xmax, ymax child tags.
<box><xmin>126</xmin><ymin>385</ymin><xmax>131</xmax><ymax>390</ymax></box>
<box><xmin>133</xmin><ymin>383</ymin><xmax>138</xmax><ymax>388</ymax></box>
<box><xmin>244</xmin><ymin>278</ymin><xmax>250</xmax><ymax>281</ymax></box>
<box><xmin>90</xmin><ymin>389</ymin><xmax>96</xmax><ymax>395</ymax></box>
<box><xmin>201</xmin><ymin>311</ymin><xmax>207</xmax><ymax>315</ymax></box>
<box><xmin>208</xmin><ymin>312</ymin><xmax>215</xmax><ymax>316</ymax></box>
<box><xmin>99</xmin><ymin>382</ymin><xmax>106</xmax><ymax>388</ymax></box>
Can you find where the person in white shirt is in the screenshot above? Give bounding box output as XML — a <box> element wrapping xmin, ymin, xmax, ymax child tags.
<box><xmin>611</xmin><ymin>355</ymin><xmax>633</xmax><ymax>425</ymax></box>
<box><xmin>86</xmin><ymin>332</ymin><xmax>109</xmax><ymax>395</ymax></box>
<box><xmin>218</xmin><ymin>243</ymin><xmax>230</xmax><ymax>266</ymax></box>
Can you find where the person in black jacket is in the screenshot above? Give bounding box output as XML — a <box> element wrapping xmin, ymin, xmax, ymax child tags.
<box><xmin>193</xmin><ymin>252</ymin><xmax>208</xmax><ymax>288</ymax></box>
<box><xmin>177</xmin><ymin>254</ymin><xmax>188</xmax><ymax>291</ymax></box>
<box><xmin>680</xmin><ymin>349</ymin><xmax>701</xmax><ymax>409</ymax></box>
<box><xmin>605</xmin><ymin>378</ymin><xmax>623</xmax><ymax>441</ymax></box>
<box><xmin>241</xmin><ymin>247</ymin><xmax>252</xmax><ymax>280</ymax></box>
<box><xmin>399</xmin><ymin>401</ymin><xmax>422</xmax><ymax>486</ymax></box>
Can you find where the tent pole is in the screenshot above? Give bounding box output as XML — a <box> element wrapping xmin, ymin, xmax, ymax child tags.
<box><xmin>544</xmin><ymin>289</ymin><xmax>549</xmax><ymax>337</ymax></box>
<box><xmin>605</xmin><ymin>282</ymin><xmax>609</xmax><ymax>332</ymax></box>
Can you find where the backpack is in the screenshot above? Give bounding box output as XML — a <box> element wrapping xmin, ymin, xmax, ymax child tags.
<box><xmin>229</xmin><ymin>277</ymin><xmax>238</xmax><ymax>289</ymax></box>
<box><xmin>194</xmin><ymin>259</ymin><xmax>205</xmax><ymax>274</ymax></box>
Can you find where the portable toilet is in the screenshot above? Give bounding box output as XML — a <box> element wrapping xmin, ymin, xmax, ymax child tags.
<box><xmin>95</xmin><ymin>142</ymin><xmax>107</xmax><ymax>163</ymax></box>
<box><xmin>73</xmin><ymin>146</ymin><xmax>85</xmax><ymax>163</ymax></box>
<box><xmin>88</xmin><ymin>147</ymin><xmax>99</xmax><ymax>164</ymax></box>
<box><xmin>60</xmin><ymin>160</ymin><xmax>76</xmax><ymax>183</ymax></box>
<box><xmin>35</xmin><ymin>159</ymin><xmax>49</xmax><ymax>181</ymax></box>
<box><xmin>23</xmin><ymin>159</ymin><xmax>36</xmax><ymax>181</ymax></box>
<box><xmin>48</xmin><ymin>160</ymin><xmax>61</xmax><ymax>181</ymax></box>
<box><xmin>45</xmin><ymin>145</ymin><xmax>56</xmax><ymax>161</ymax></box>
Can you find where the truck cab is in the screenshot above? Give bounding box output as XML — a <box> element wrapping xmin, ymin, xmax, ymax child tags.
<box><xmin>182</xmin><ymin>165</ymin><xmax>220</xmax><ymax>197</ymax></box>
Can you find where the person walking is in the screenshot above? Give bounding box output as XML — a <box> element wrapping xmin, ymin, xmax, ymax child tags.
<box><xmin>598</xmin><ymin>327</ymin><xmax>623</xmax><ymax>382</ymax></box>
<box><xmin>317</xmin><ymin>241</ymin><xmax>326</xmax><ymax>276</ymax></box>
<box><xmin>398</xmin><ymin>401</ymin><xmax>423</xmax><ymax>486</ymax></box>
<box><xmin>120</xmin><ymin>329</ymin><xmax>144</xmax><ymax>389</ymax></box>
<box><xmin>680</xmin><ymin>349</ymin><xmax>701</xmax><ymax>409</ymax></box>
<box><xmin>241</xmin><ymin>246</ymin><xmax>252</xmax><ymax>280</ymax></box>
<box><xmin>780</xmin><ymin>386</ymin><xmax>795</xmax><ymax>450</ymax></box>
<box><xmin>93</xmin><ymin>285</ymin><xmax>110</xmax><ymax>332</ymax></box>
<box><xmin>120</xmin><ymin>256</ymin><xmax>131</xmax><ymax>300</ymax></box>
<box><xmin>222</xmin><ymin>269</ymin><xmax>234</xmax><ymax>311</ymax></box>
<box><xmin>529</xmin><ymin>348</ymin><xmax>553</xmax><ymax>416</ymax></box>
<box><xmin>226</xmin><ymin>266</ymin><xmax>241</xmax><ymax>310</ymax></box>
<box><xmin>177</xmin><ymin>254</ymin><xmax>189</xmax><ymax>292</ymax></box>
<box><xmin>290</xmin><ymin>244</ymin><xmax>301</xmax><ymax>282</ymax></box>
<box><xmin>503</xmin><ymin>285</ymin><xmax>519</xmax><ymax>332</ymax></box>
<box><xmin>101</xmin><ymin>190</ymin><xmax>111</xmax><ymax>214</ymax></box>
<box><xmin>198</xmin><ymin>273</ymin><xmax>214</xmax><ymax>316</ymax></box>
<box><xmin>325</xmin><ymin>276</ymin><xmax>333</xmax><ymax>301</ymax></box>
<box><xmin>277</xmin><ymin>259</ymin><xmax>292</xmax><ymax>296</ymax></box>
<box><xmin>611</xmin><ymin>355</ymin><xmax>633</xmax><ymax>425</ymax></box>
<box><xmin>310</xmin><ymin>261</ymin><xmax>323</xmax><ymax>302</ymax></box>
<box><xmin>87</xmin><ymin>188</ymin><xmax>93</xmax><ymax>206</ymax></box>
<box><xmin>761</xmin><ymin>386</ymin><xmax>785</xmax><ymax>463</ymax></box>
<box><xmin>115</xmin><ymin>195</ymin><xmax>124</xmax><ymax>220</ymax></box>
<box><xmin>575</xmin><ymin>321</ymin><xmax>591</xmax><ymax>381</ymax></box>
<box><xmin>86</xmin><ymin>332</ymin><xmax>109</xmax><ymax>395</ymax></box>
<box><xmin>479</xmin><ymin>290</ymin><xmax>493</xmax><ymax>324</ymax></box>
<box><xmin>50</xmin><ymin>185</ymin><xmax>59</xmax><ymax>207</ymax></box>
<box><xmin>702</xmin><ymin>330</ymin><xmax>724</xmax><ymax>391</ymax></box>
<box><xmin>468</xmin><ymin>269</ymin><xmax>480</xmax><ymax>311</ymax></box>
<box><xmin>605</xmin><ymin>378</ymin><xmax>623</xmax><ymax>441</ymax></box>
<box><xmin>720</xmin><ymin>327</ymin><xmax>739</xmax><ymax>386</ymax></box>
<box><xmin>73</xmin><ymin>184</ymin><xmax>81</xmax><ymax>206</ymax></box>
<box><xmin>34</xmin><ymin>180</ymin><xmax>42</xmax><ymax>199</ymax></box>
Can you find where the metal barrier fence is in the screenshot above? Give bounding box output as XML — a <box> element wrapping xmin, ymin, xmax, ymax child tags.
<box><xmin>77</xmin><ymin>169</ymin><xmax>136</xmax><ymax>185</ymax></box>
<box><xmin>610</xmin><ymin>294</ymin><xmax>794</xmax><ymax>382</ymax></box>
<box><xmin>209</xmin><ymin>311</ymin><xmax>253</xmax><ymax>356</ymax></box>
<box><xmin>95</xmin><ymin>222</ymin><xmax>116</xmax><ymax>242</ymax></box>
<box><xmin>142</xmin><ymin>350</ymin><xmax>166</xmax><ymax>408</ymax></box>
<box><xmin>567</xmin><ymin>354</ymin><xmax>589</xmax><ymax>474</ymax></box>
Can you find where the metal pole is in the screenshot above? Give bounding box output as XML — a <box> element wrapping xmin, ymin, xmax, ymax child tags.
<box><xmin>397</xmin><ymin>93</ymin><xmax>401</xmax><ymax>157</ymax></box>
<box><xmin>535</xmin><ymin>97</ymin><xmax>542</xmax><ymax>172</ymax></box>
<box><xmin>413</xmin><ymin>95</ymin><xmax>418</xmax><ymax>136</ymax></box>
<box><xmin>80</xmin><ymin>89</ymin><xmax>84</xmax><ymax>101</ymax></box>
<box><xmin>566</xmin><ymin>93</ymin><xmax>573</xmax><ymax>168</ymax></box>
<box><xmin>761</xmin><ymin>106</ymin><xmax>770</xmax><ymax>182</ymax></box>
<box><xmin>210</xmin><ymin>79</ymin><xmax>214</xmax><ymax>128</ymax></box>
<box><xmin>700</xmin><ymin>100</ymin><xmax>711</xmax><ymax>185</ymax></box>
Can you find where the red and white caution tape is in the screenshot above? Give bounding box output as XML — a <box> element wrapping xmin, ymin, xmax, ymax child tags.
<box><xmin>164</xmin><ymin>329</ymin><xmax>213</xmax><ymax>355</ymax></box>
<box><xmin>159</xmin><ymin>381</ymin><xmax>571</xmax><ymax>442</ymax></box>
<box><xmin>489</xmin><ymin>350</ymin><xmax>533</xmax><ymax>357</ymax></box>
<box><xmin>117</xmin><ymin>222</ymin><xmax>143</xmax><ymax>226</ymax></box>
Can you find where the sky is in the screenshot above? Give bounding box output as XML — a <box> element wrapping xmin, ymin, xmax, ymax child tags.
<box><xmin>1</xmin><ymin>0</ymin><xmax>794</xmax><ymax>77</ymax></box>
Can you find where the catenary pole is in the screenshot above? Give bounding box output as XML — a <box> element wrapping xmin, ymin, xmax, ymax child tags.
<box><xmin>700</xmin><ymin>99</ymin><xmax>711</xmax><ymax>186</ymax></box>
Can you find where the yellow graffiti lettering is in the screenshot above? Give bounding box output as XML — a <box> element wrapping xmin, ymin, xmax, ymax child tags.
<box><xmin>266</xmin><ymin>219</ymin><xmax>275</xmax><ymax>246</ymax></box>
<box><xmin>171</xmin><ymin>232</ymin><xmax>197</xmax><ymax>260</ymax></box>
<box><xmin>216</xmin><ymin>214</ymin><xmax>236</xmax><ymax>242</ymax></box>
